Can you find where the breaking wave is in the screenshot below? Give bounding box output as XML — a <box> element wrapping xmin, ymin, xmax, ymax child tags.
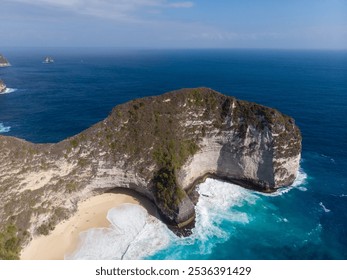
<box><xmin>319</xmin><ymin>202</ymin><xmax>331</xmax><ymax>213</ymax></box>
<box><xmin>0</xmin><ymin>88</ymin><xmax>17</xmax><ymax>94</ymax></box>
<box><xmin>65</xmin><ymin>204</ymin><xmax>171</xmax><ymax>260</ymax></box>
<box><xmin>67</xmin><ymin>168</ymin><xmax>309</xmax><ymax>260</ymax></box>
<box><xmin>0</xmin><ymin>122</ymin><xmax>11</xmax><ymax>133</ymax></box>
<box><xmin>258</xmin><ymin>168</ymin><xmax>308</xmax><ymax>197</ymax></box>
<box><xmin>66</xmin><ymin>180</ymin><xmax>257</xmax><ymax>260</ymax></box>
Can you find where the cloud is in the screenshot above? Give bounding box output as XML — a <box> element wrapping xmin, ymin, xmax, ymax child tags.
<box><xmin>191</xmin><ymin>31</ymin><xmax>239</xmax><ymax>41</ymax></box>
<box><xmin>168</xmin><ymin>2</ymin><xmax>194</xmax><ymax>8</ymax></box>
<box><xmin>9</xmin><ymin>0</ymin><xmax>194</xmax><ymax>21</ymax></box>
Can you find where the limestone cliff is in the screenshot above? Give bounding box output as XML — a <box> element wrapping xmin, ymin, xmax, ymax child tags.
<box><xmin>0</xmin><ymin>88</ymin><xmax>301</xmax><ymax>258</ymax></box>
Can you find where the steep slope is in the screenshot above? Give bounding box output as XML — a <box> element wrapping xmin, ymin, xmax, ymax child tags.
<box><xmin>0</xmin><ymin>87</ymin><xmax>301</xmax><ymax>258</ymax></box>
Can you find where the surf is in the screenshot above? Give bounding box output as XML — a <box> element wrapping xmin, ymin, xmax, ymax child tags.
<box><xmin>0</xmin><ymin>122</ymin><xmax>11</xmax><ymax>133</ymax></box>
<box><xmin>67</xmin><ymin>168</ymin><xmax>309</xmax><ymax>260</ymax></box>
<box><xmin>65</xmin><ymin>204</ymin><xmax>171</xmax><ymax>260</ymax></box>
<box><xmin>0</xmin><ymin>88</ymin><xmax>17</xmax><ymax>95</ymax></box>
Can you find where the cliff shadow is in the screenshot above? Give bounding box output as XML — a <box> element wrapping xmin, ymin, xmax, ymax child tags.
<box><xmin>104</xmin><ymin>187</ymin><xmax>159</xmax><ymax>219</ymax></box>
<box><xmin>216</xmin><ymin>143</ymin><xmax>243</xmax><ymax>183</ymax></box>
<box><xmin>215</xmin><ymin>142</ymin><xmax>273</xmax><ymax>192</ymax></box>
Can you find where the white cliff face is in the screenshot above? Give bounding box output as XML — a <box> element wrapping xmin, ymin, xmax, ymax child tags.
<box><xmin>178</xmin><ymin>100</ymin><xmax>300</xmax><ymax>192</ymax></box>
<box><xmin>86</xmin><ymin>162</ymin><xmax>153</xmax><ymax>199</ymax></box>
<box><xmin>179</xmin><ymin>133</ymin><xmax>299</xmax><ymax>192</ymax></box>
<box><xmin>178</xmin><ymin>126</ymin><xmax>277</xmax><ymax>191</ymax></box>
<box><xmin>273</xmin><ymin>155</ymin><xmax>301</xmax><ymax>186</ymax></box>
<box><xmin>178</xmin><ymin>137</ymin><xmax>221</xmax><ymax>189</ymax></box>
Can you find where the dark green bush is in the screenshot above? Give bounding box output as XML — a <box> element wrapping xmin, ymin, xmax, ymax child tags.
<box><xmin>0</xmin><ymin>224</ymin><xmax>21</xmax><ymax>260</ymax></box>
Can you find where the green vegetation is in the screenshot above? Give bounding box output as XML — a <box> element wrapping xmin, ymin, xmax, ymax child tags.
<box><xmin>77</xmin><ymin>158</ymin><xmax>88</xmax><ymax>168</ymax></box>
<box><xmin>152</xmin><ymin>139</ymin><xmax>199</xmax><ymax>215</ymax></box>
<box><xmin>66</xmin><ymin>181</ymin><xmax>78</xmax><ymax>193</ymax></box>
<box><xmin>36</xmin><ymin>207</ymin><xmax>69</xmax><ymax>236</ymax></box>
<box><xmin>188</xmin><ymin>89</ymin><xmax>219</xmax><ymax>113</ymax></box>
<box><xmin>232</xmin><ymin>99</ymin><xmax>301</xmax><ymax>158</ymax></box>
<box><xmin>70</xmin><ymin>138</ymin><xmax>79</xmax><ymax>148</ymax></box>
<box><xmin>153</xmin><ymin>139</ymin><xmax>199</xmax><ymax>170</ymax></box>
<box><xmin>152</xmin><ymin>166</ymin><xmax>186</xmax><ymax>215</ymax></box>
<box><xmin>0</xmin><ymin>224</ymin><xmax>21</xmax><ymax>260</ymax></box>
<box><xmin>233</xmin><ymin>100</ymin><xmax>268</xmax><ymax>128</ymax></box>
<box><xmin>189</xmin><ymin>89</ymin><xmax>205</xmax><ymax>106</ymax></box>
<box><xmin>36</xmin><ymin>223</ymin><xmax>54</xmax><ymax>236</ymax></box>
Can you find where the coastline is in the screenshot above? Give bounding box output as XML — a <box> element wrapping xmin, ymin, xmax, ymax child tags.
<box><xmin>20</xmin><ymin>191</ymin><xmax>155</xmax><ymax>260</ymax></box>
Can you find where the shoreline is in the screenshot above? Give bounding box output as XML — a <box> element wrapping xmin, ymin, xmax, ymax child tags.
<box><xmin>20</xmin><ymin>191</ymin><xmax>156</xmax><ymax>260</ymax></box>
<box><xmin>19</xmin><ymin>172</ymin><xmax>298</xmax><ymax>260</ymax></box>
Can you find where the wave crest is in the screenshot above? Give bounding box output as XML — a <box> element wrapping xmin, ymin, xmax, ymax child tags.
<box><xmin>0</xmin><ymin>88</ymin><xmax>17</xmax><ymax>95</ymax></box>
<box><xmin>65</xmin><ymin>204</ymin><xmax>171</xmax><ymax>260</ymax></box>
<box><xmin>66</xmin><ymin>168</ymin><xmax>309</xmax><ymax>259</ymax></box>
<box><xmin>259</xmin><ymin>168</ymin><xmax>308</xmax><ymax>197</ymax></box>
<box><xmin>0</xmin><ymin>122</ymin><xmax>11</xmax><ymax>133</ymax></box>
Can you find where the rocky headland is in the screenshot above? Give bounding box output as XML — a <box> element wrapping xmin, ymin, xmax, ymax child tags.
<box><xmin>0</xmin><ymin>88</ymin><xmax>301</xmax><ymax>259</ymax></box>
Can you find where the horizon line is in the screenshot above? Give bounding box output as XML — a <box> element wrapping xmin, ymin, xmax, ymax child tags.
<box><xmin>2</xmin><ymin>46</ymin><xmax>347</xmax><ymax>51</ymax></box>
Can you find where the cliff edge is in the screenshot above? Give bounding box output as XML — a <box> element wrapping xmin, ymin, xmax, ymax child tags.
<box><xmin>0</xmin><ymin>88</ymin><xmax>301</xmax><ymax>258</ymax></box>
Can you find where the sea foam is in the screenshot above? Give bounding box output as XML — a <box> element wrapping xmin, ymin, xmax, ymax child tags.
<box><xmin>258</xmin><ymin>168</ymin><xmax>308</xmax><ymax>197</ymax></box>
<box><xmin>0</xmin><ymin>88</ymin><xmax>17</xmax><ymax>95</ymax></box>
<box><xmin>146</xmin><ymin>179</ymin><xmax>260</xmax><ymax>259</ymax></box>
<box><xmin>319</xmin><ymin>202</ymin><xmax>331</xmax><ymax>213</ymax></box>
<box><xmin>0</xmin><ymin>122</ymin><xmax>11</xmax><ymax>133</ymax></box>
<box><xmin>187</xmin><ymin>179</ymin><xmax>257</xmax><ymax>255</ymax></box>
<box><xmin>67</xmin><ymin>179</ymin><xmax>258</xmax><ymax>260</ymax></box>
<box><xmin>67</xmin><ymin>168</ymin><xmax>308</xmax><ymax>260</ymax></box>
<box><xmin>65</xmin><ymin>204</ymin><xmax>171</xmax><ymax>260</ymax></box>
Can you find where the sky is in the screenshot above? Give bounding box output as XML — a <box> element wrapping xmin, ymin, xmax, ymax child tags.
<box><xmin>1</xmin><ymin>0</ymin><xmax>347</xmax><ymax>49</ymax></box>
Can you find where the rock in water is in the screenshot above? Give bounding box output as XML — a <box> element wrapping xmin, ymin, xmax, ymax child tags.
<box><xmin>0</xmin><ymin>80</ymin><xmax>6</xmax><ymax>93</ymax></box>
<box><xmin>0</xmin><ymin>88</ymin><xmax>301</xmax><ymax>251</ymax></box>
<box><xmin>0</xmin><ymin>54</ymin><xmax>11</xmax><ymax>67</ymax></box>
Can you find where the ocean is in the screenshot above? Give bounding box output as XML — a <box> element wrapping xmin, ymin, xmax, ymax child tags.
<box><xmin>0</xmin><ymin>48</ymin><xmax>346</xmax><ymax>260</ymax></box>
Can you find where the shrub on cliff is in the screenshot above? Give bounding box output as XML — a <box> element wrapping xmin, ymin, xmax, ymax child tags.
<box><xmin>0</xmin><ymin>224</ymin><xmax>21</xmax><ymax>260</ymax></box>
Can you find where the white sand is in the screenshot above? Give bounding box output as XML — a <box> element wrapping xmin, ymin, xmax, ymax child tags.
<box><xmin>20</xmin><ymin>192</ymin><xmax>141</xmax><ymax>260</ymax></box>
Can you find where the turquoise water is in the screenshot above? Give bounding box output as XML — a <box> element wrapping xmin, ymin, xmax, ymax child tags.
<box><xmin>0</xmin><ymin>48</ymin><xmax>346</xmax><ymax>259</ymax></box>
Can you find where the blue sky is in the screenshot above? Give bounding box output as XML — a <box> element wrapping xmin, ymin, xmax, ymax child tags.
<box><xmin>1</xmin><ymin>0</ymin><xmax>346</xmax><ymax>49</ymax></box>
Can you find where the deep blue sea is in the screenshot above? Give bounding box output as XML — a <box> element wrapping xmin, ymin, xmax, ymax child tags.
<box><xmin>1</xmin><ymin>48</ymin><xmax>346</xmax><ymax>259</ymax></box>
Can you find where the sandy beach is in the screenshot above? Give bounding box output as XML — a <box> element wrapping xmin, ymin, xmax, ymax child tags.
<box><xmin>20</xmin><ymin>191</ymin><xmax>154</xmax><ymax>260</ymax></box>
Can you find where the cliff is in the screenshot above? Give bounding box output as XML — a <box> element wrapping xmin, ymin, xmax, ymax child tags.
<box><xmin>0</xmin><ymin>54</ymin><xmax>11</xmax><ymax>67</ymax></box>
<box><xmin>0</xmin><ymin>88</ymin><xmax>301</xmax><ymax>258</ymax></box>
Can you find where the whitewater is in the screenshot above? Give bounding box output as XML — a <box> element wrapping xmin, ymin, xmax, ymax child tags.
<box><xmin>0</xmin><ymin>88</ymin><xmax>17</xmax><ymax>95</ymax></box>
<box><xmin>66</xmin><ymin>169</ymin><xmax>308</xmax><ymax>260</ymax></box>
<box><xmin>0</xmin><ymin>122</ymin><xmax>11</xmax><ymax>133</ymax></box>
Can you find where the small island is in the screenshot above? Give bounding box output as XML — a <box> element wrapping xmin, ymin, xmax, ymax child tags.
<box><xmin>43</xmin><ymin>56</ymin><xmax>54</xmax><ymax>64</ymax></box>
<box><xmin>0</xmin><ymin>87</ymin><xmax>301</xmax><ymax>259</ymax></box>
<box><xmin>0</xmin><ymin>80</ymin><xmax>6</xmax><ymax>93</ymax></box>
<box><xmin>0</xmin><ymin>54</ymin><xmax>11</xmax><ymax>67</ymax></box>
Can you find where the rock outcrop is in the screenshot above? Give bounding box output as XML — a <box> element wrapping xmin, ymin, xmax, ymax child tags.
<box><xmin>0</xmin><ymin>88</ymin><xmax>301</xmax><ymax>257</ymax></box>
<box><xmin>0</xmin><ymin>80</ymin><xmax>6</xmax><ymax>93</ymax></box>
<box><xmin>0</xmin><ymin>54</ymin><xmax>10</xmax><ymax>67</ymax></box>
